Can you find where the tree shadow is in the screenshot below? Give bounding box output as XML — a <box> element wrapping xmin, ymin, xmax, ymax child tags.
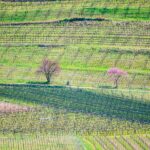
<box><xmin>0</xmin><ymin>84</ymin><xmax>150</xmax><ymax>124</ymax></box>
<box><xmin>27</xmin><ymin>81</ymin><xmax>48</xmax><ymax>84</ymax></box>
<box><xmin>99</xmin><ymin>85</ymin><xmax>113</xmax><ymax>89</ymax></box>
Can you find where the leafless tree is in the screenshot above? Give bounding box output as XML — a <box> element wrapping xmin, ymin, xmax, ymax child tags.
<box><xmin>37</xmin><ymin>58</ymin><xmax>60</xmax><ymax>84</ymax></box>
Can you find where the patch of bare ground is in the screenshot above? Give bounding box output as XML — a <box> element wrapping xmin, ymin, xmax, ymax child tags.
<box><xmin>0</xmin><ymin>102</ymin><xmax>31</xmax><ymax>113</ymax></box>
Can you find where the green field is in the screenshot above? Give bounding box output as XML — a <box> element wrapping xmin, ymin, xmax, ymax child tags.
<box><xmin>0</xmin><ymin>45</ymin><xmax>150</xmax><ymax>89</ymax></box>
<box><xmin>0</xmin><ymin>0</ymin><xmax>150</xmax><ymax>149</ymax></box>
<box><xmin>0</xmin><ymin>84</ymin><xmax>150</xmax><ymax>134</ymax></box>
<box><xmin>0</xmin><ymin>0</ymin><xmax>150</xmax><ymax>22</ymax></box>
<box><xmin>0</xmin><ymin>134</ymin><xmax>150</xmax><ymax>150</ymax></box>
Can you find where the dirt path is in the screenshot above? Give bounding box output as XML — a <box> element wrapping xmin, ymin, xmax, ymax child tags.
<box><xmin>0</xmin><ymin>102</ymin><xmax>30</xmax><ymax>113</ymax></box>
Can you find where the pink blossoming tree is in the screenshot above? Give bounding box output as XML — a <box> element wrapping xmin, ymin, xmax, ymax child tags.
<box><xmin>107</xmin><ymin>68</ymin><xmax>128</xmax><ymax>88</ymax></box>
<box><xmin>37</xmin><ymin>58</ymin><xmax>60</xmax><ymax>84</ymax></box>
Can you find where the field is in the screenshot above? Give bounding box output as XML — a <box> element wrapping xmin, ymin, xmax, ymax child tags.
<box><xmin>0</xmin><ymin>0</ymin><xmax>150</xmax><ymax>149</ymax></box>
<box><xmin>0</xmin><ymin>134</ymin><xmax>150</xmax><ymax>150</ymax></box>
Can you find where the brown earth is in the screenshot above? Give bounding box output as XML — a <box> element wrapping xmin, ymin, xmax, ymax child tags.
<box><xmin>0</xmin><ymin>102</ymin><xmax>30</xmax><ymax>113</ymax></box>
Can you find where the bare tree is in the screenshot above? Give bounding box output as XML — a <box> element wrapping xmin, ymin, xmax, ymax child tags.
<box><xmin>37</xmin><ymin>58</ymin><xmax>60</xmax><ymax>84</ymax></box>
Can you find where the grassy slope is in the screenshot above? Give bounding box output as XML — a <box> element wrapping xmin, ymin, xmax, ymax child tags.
<box><xmin>0</xmin><ymin>85</ymin><xmax>150</xmax><ymax>135</ymax></box>
<box><xmin>81</xmin><ymin>134</ymin><xmax>150</xmax><ymax>150</ymax></box>
<box><xmin>0</xmin><ymin>44</ymin><xmax>150</xmax><ymax>88</ymax></box>
<box><xmin>83</xmin><ymin>7</ymin><xmax>150</xmax><ymax>21</ymax></box>
<box><xmin>0</xmin><ymin>134</ymin><xmax>82</xmax><ymax>150</ymax></box>
<box><xmin>0</xmin><ymin>1</ymin><xmax>149</xmax><ymax>87</ymax></box>
<box><xmin>0</xmin><ymin>0</ymin><xmax>149</xmax><ymax>22</ymax></box>
<box><xmin>0</xmin><ymin>0</ymin><xmax>150</xmax><ymax>148</ymax></box>
<box><xmin>0</xmin><ymin>134</ymin><xmax>150</xmax><ymax>150</ymax></box>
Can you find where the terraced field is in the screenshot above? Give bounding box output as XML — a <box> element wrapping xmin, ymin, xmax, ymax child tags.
<box><xmin>0</xmin><ymin>134</ymin><xmax>150</xmax><ymax>150</ymax></box>
<box><xmin>0</xmin><ymin>0</ymin><xmax>150</xmax><ymax>22</ymax></box>
<box><xmin>0</xmin><ymin>0</ymin><xmax>150</xmax><ymax>149</ymax></box>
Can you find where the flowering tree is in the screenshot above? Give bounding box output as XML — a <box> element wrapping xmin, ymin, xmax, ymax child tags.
<box><xmin>37</xmin><ymin>58</ymin><xmax>60</xmax><ymax>84</ymax></box>
<box><xmin>107</xmin><ymin>68</ymin><xmax>128</xmax><ymax>88</ymax></box>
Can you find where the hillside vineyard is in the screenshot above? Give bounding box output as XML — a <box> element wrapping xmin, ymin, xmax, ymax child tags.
<box><xmin>0</xmin><ymin>0</ymin><xmax>150</xmax><ymax>150</ymax></box>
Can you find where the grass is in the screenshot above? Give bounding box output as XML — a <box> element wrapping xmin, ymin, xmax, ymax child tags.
<box><xmin>0</xmin><ymin>0</ymin><xmax>149</xmax><ymax>22</ymax></box>
<box><xmin>0</xmin><ymin>21</ymin><xmax>149</xmax><ymax>47</ymax></box>
<box><xmin>83</xmin><ymin>7</ymin><xmax>150</xmax><ymax>21</ymax></box>
<box><xmin>0</xmin><ymin>134</ymin><xmax>81</xmax><ymax>150</ymax></box>
<box><xmin>0</xmin><ymin>0</ymin><xmax>150</xmax><ymax>149</ymax></box>
<box><xmin>0</xmin><ymin>133</ymin><xmax>150</xmax><ymax>150</ymax></box>
<box><xmin>0</xmin><ymin>84</ymin><xmax>150</xmax><ymax>136</ymax></box>
<box><xmin>0</xmin><ymin>45</ymin><xmax>150</xmax><ymax>89</ymax></box>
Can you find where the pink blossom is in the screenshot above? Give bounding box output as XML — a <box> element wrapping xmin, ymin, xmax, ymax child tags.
<box><xmin>107</xmin><ymin>68</ymin><xmax>128</xmax><ymax>88</ymax></box>
<box><xmin>107</xmin><ymin>68</ymin><xmax>127</xmax><ymax>76</ymax></box>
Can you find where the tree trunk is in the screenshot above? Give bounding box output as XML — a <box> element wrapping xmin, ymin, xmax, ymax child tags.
<box><xmin>46</xmin><ymin>74</ymin><xmax>51</xmax><ymax>84</ymax></box>
<box><xmin>114</xmin><ymin>80</ymin><xmax>118</xmax><ymax>88</ymax></box>
<box><xmin>114</xmin><ymin>76</ymin><xmax>120</xmax><ymax>88</ymax></box>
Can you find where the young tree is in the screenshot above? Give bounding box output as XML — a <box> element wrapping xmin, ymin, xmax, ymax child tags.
<box><xmin>107</xmin><ymin>68</ymin><xmax>128</xmax><ymax>88</ymax></box>
<box><xmin>37</xmin><ymin>58</ymin><xmax>60</xmax><ymax>84</ymax></box>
